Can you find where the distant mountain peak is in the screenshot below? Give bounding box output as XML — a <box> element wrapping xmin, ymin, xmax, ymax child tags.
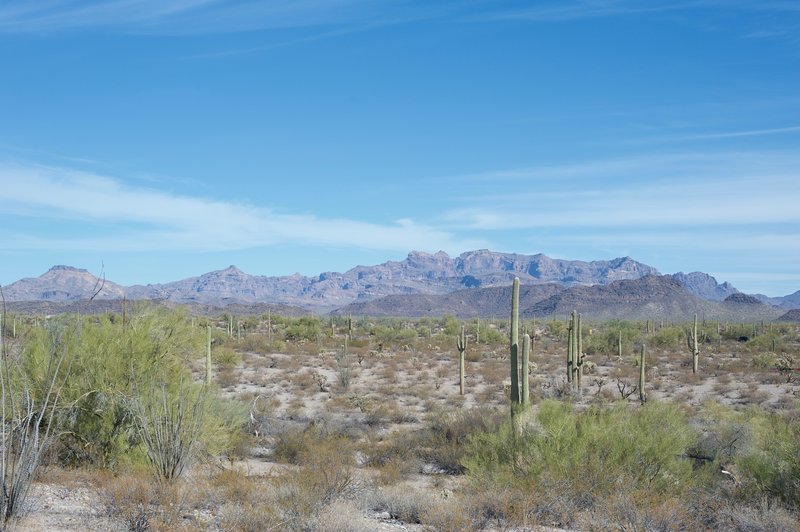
<box><xmin>672</xmin><ymin>271</ymin><xmax>740</xmax><ymax>301</ymax></box>
<box><xmin>48</xmin><ymin>265</ymin><xmax>87</xmax><ymax>273</ymax></box>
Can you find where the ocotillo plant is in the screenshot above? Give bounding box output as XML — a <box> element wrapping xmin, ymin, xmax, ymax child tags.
<box><xmin>688</xmin><ymin>313</ymin><xmax>700</xmax><ymax>374</ymax></box>
<box><xmin>639</xmin><ymin>343</ymin><xmax>647</xmax><ymax>404</ymax></box>
<box><xmin>457</xmin><ymin>325</ymin><xmax>467</xmax><ymax>395</ymax></box>
<box><xmin>618</xmin><ymin>329</ymin><xmax>623</xmax><ymax>359</ymax></box>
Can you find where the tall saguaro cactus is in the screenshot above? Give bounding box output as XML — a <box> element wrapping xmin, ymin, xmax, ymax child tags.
<box><xmin>639</xmin><ymin>343</ymin><xmax>647</xmax><ymax>404</ymax></box>
<box><xmin>509</xmin><ymin>277</ymin><xmax>531</xmax><ymax>427</ymax></box>
<box><xmin>567</xmin><ymin>312</ymin><xmax>574</xmax><ymax>385</ymax></box>
<box><xmin>457</xmin><ymin>325</ymin><xmax>467</xmax><ymax>396</ymax></box>
<box><xmin>510</xmin><ymin>278</ymin><xmax>520</xmax><ymax>405</ymax></box>
<box><xmin>688</xmin><ymin>313</ymin><xmax>700</xmax><ymax>374</ymax></box>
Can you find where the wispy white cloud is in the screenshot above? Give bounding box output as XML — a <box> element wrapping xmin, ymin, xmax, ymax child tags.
<box><xmin>441</xmin><ymin>150</ymin><xmax>800</xmax><ymax>230</ymax></box>
<box><xmin>481</xmin><ymin>0</ymin><xmax>703</xmax><ymax>22</ymax></box>
<box><xmin>479</xmin><ymin>0</ymin><xmax>800</xmax><ymax>22</ymax></box>
<box><xmin>0</xmin><ymin>162</ymin><xmax>482</xmax><ymax>254</ymax></box>
<box><xmin>0</xmin><ymin>0</ymin><xmax>403</xmax><ymax>35</ymax></box>
<box><xmin>641</xmin><ymin>125</ymin><xmax>800</xmax><ymax>143</ymax></box>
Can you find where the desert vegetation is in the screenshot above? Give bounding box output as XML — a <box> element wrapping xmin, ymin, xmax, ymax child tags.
<box><xmin>0</xmin><ymin>296</ymin><xmax>798</xmax><ymax>530</ymax></box>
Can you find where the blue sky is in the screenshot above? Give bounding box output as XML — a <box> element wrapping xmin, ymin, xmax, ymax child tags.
<box><xmin>0</xmin><ymin>0</ymin><xmax>798</xmax><ymax>296</ymax></box>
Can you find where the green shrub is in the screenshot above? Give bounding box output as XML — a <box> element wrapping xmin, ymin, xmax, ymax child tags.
<box><xmin>746</xmin><ymin>333</ymin><xmax>784</xmax><ymax>353</ymax></box>
<box><xmin>21</xmin><ymin>307</ymin><xmax>244</xmax><ymax>471</ymax></box>
<box><xmin>650</xmin><ymin>326</ymin><xmax>684</xmax><ymax>349</ymax></box>
<box><xmin>284</xmin><ymin>317</ymin><xmax>322</xmax><ymax>342</ymax></box>
<box><xmin>213</xmin><ymin>346</ymin><xmax>241</xmax><ymax>368</ymax></box>
<box><xmin>751</xmin><ymin>353</ymin><xmax>777</xmax><ymax>369</ymax></box>
<box><xmin>463</xmin><ymin>400</ymin><xmax>700</xmax><ymax>497</ymax></box>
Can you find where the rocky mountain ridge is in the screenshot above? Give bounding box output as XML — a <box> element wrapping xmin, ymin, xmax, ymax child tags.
<box><xmin>4</xmin><ymin>250</ymin><xmax>661</xmax><ymax>311</ymax></box>
<box><xmin>2</xmin><ymin>250</ymin><xmax>796</xmax><ymax>317</ymax></box>
<box><xmin>336</xmin><ymin>275</ymin><xmax>783</xmax><ymax>321</ymax></box>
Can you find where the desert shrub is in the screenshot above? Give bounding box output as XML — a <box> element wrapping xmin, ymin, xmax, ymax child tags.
<box><xmin>237</xmin><ymin>333</ymin><xmax>273</xmax><ymax>354</ymax></box>
<box><xmin>751</xmin><ymin>352</ymin><xmax>777</xmax><ymax>369</ymax></box>
<box><xmin>441</xmin><ymin>315</ymin><xmax>461</xmax><ymax>337</ymax></box>
<box><xmin>481</xmin><ymin>326</ymin><xmax>506</xmax><ymax>344</ymax></box>
<box><xmin>26</xmin><ymin>307</ymin><xmax>245</xmax><ymax>472</ymax></box>
<box><xmin>103</xmin><ymin>470</ymin><xmax>200</xmax><ymax>531</ymax></box>
<box><xmin>368</xmin><ymin>323</ymin><xmax>417</xmax><ymax>347</ymax></box>
<box><xmin>546</xmin><ymin>319</ymin><xmax>567</xmax><ymax>338</ymax></box>
<box><xmin>584</xmin><ymin>322</ymin><xmax>639</xmax><ymax>358</ymax></box>
<box><xmin>367</xmin><ymin>485</ymin><xmax>430</xmax><ymax>524</ymax></box>
<box><xmin>695</xmin><ymin>402</ymin><xmax>800</xmax><ymax>509</ymax></box>
<box><xmin>213</xmin><ymin>346</ymin><xmax>241</xmax><ymax>368</ymax></box>
<box><xmin>736</xmin><ymin>410</ymin><xmax>800</xmax><ymax>508</ymax></box>
<box><xmin>270</xmin><ymin>430</ymin><xmax>363</xmax><ymax>527</ymax></box>
<box><xmin>284</xmin><ymin>317</ymin><xmax>322</xmax><ymax>342</ymax></box>
<box><xmin>650</xmin><ymin>326</ymin><xmax>684</xmax><ymax>348</ymax></box>
<box><xmin>464</xmin><ymin>400</ymin><xmax>700</xmax><ymax>497</ymax></box>
<box><xmin>410</xmin><ymin>407</ymin><xmax>505</xmax><ymax>474</ymax></box>
<box><xmin>746</xmin><ymin>333</ymin><xmax>784</xmax><ymax>353</ymax></box>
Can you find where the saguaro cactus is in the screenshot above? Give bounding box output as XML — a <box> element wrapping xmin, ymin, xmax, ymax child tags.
<box><xmin>639</xmin><ymin>343</ymin><xmax>647</xmax><ymax>404</ymax></box>
<box><xmin>567</xmin><ymin>311</ymin><xmax>575</xmax><ymax>385</ymax></box>
<box><xmin>509</xmin><ymin>277</ymin><xmax>531</xmax><ymax>428</ymax></box>
<box><xmin>576</xmin><ymin>312</ymin><xmax>584</xmax><ymax>391</ymax></box>
<box><xmin>688</xmin><ymin>313</ymin><xmax>700</xmax><ymax>374</ymax></box>
<box><xmin>510</xmin><ymin>278</ymin><xmax>520</xmax><ymax>405</ymax></box>
<box><xmin>567</xmin><ymin>311</ymin><xmax>584</xmax><ymax>391</ymax></box>
<box><xmin>457</xmin><ymin>325</ymin><xmax>467</xmax><ymax>395</ymax></box>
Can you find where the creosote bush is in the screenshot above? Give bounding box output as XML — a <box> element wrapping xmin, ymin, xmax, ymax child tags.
<box><xmin>464</xmin><ymin>400</ymin><xmax>700</xmax><ymax>499</ymax></box>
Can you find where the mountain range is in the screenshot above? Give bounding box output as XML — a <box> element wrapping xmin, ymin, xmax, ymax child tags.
<box><xmin>2</xmin><ymin>250</ymin><xmax>797</xmax><ymax>320</ymax></box>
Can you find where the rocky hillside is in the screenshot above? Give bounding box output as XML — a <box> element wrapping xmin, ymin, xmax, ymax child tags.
<box><xmin>2</xmin><ymin>266</ymin><xmax>126</xmax><ymax>301</ymax></box>
<box><xmin>670</xmin><ymin>272</ymin><xmax>739</xmax><ymax>301</ymax></box>
<box><xmin>332</xmin><ymin>283</ymin><xmax>567</xmax><ymax>318</ymax></box>
<box><xmin>777</xmin><ymin>309</ymin><xmax>800</xmax><ymax>322</ymax></box>
<box><xmin>335</xmin><ymin>275</ymin><xmax>785</xmax><ymax>321</ymax></box>
<box><xmin>754</xmin><ymin>290</ymin><xmax>800</xmax><ymax>310</ymax></box>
